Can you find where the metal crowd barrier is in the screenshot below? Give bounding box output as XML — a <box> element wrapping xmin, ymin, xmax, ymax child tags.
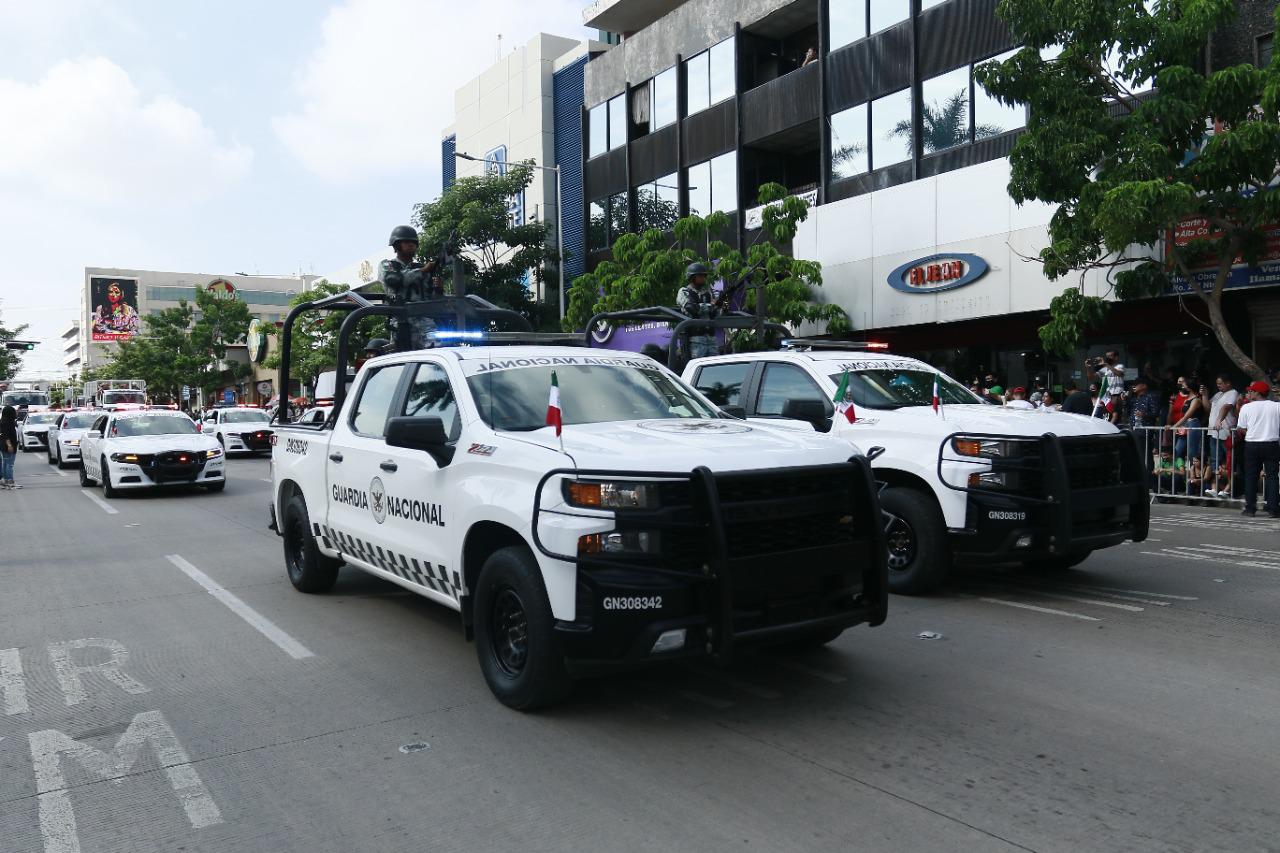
<box><xmin>1131</xmin><ymin>425</ymin><xmax>1243</xmax><ymax>505</ymax></box>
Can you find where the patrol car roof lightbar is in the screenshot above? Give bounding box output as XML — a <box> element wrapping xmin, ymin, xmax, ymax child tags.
<box><xmin>780</xmin><ymin>339</ymin><xmax>891</xmax><ymax>351</ymax></box>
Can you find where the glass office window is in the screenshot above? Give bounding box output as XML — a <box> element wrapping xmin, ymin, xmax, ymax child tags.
<box><xmin>653</xmin><ymin>172</ymin><xmax>680</xmax><ymax>230</ymax></box>
<box><xmin>588</xmin><ymin>200</ymin><xmax>608</xmax><ymax>251</ymax></box>
<box><xmin>921</xmin><ymin>0</ymin><xmax>949</xmax><ymax>8</ymax></box>
<box><xmin>974</xmin><ymin>49</ymin><xmax>1024</xmax><ymax>136</ymax></box>
<box><xmin>920</xmin><ymin>65</ymin><xmax>970</xmax><ymax>154</ymax></box>
<box><xmin>869</xmin><ymin>0</ymin><xmax>907</xmax><ymax>34</ymax></box>
<box><xmin>687</xmin><ymin>160</ymin><xmax>711</xmax><ymax>217</ymax></box>
<box><xmin>609</xmin><ymin>192</ymin><xmax>630</xmax><ymax>239</ymax></box>
<box><xmin>685</xmin><ymin>51</ymin><xmax>710</xmax><ymax>114</ymax></box>
<box><xmin>829</xmin><ymin>103</ymin><xmax>868</xmax><ymax>180</ymax></box>
<box><xmin>870</xmin><ymin>87</ymin><xmax>912</xmax><ymax>169</ymax></box>
<box><xmin>608</xmin><ymin>93</ymin><xmax>627</xmax><ymax>150</ymax></box>
<box><xmin>708</xmin><ymin>38</ymin><xmax>735</xmax><ymax>107</ymax></box>
<box><xmin>588</xmin><ymin>102</ymin><xmax>608</xmax><ymax>158</ymax></box>
<box><xmin>651</xmin><ymin>66</ymin><xmax>677</xmax><ymax>129</ymax></box>
<box><xmin>829</xmin><ymin>0</ymin><xmax>866</xmax><ymax>50</ymax></box>
<box><xmin>709</xmin><ymin>151</ymin><xmax>738</xmax><ymax>214</ymax></box>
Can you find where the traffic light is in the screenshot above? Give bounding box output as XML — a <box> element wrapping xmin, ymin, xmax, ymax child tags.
<box><xmin>4</xmin><ymin>341</ymin><xmax>36</xmax><ymax>350</ymax></box>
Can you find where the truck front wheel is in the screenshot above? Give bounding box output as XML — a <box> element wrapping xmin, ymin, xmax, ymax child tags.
<box><xmin>881</xmin><ymin>487</ymin><xmax>950</xmax><ymax>595</ymax></box>
<box><xmin>474</xmin><ymin>546</ymin><xmax>572</xmax><ymax>711</ymax></box>
<box><xmin>283</xmin><ymin>495</ymin><xmax>341</xmax><ymax>593</ymax></box>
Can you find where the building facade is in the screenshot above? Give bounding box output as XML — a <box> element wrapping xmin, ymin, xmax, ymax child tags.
<box><xmin>580</xmin><ymin>0</ymin><xmax>1280</xmax><ymax>389</ymax></box>
<box><xmin>61</xmin><ymin>321</ymin><xmax>80</xmax><ymax>372</ymax></box>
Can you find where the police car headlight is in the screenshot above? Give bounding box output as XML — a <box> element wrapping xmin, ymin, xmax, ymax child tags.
<box><xmin>110</xmin><ymin>453</ymin><xmax>139</xmax><ymax>463</ymax></box>
<box><xmin>206</xmin><ymin>448</ymin><xmax>223</xmax><ymax>459</ymax></box>
<box><xmin>64</xmin><ymin>439</ymin><xmax>79</xmax><ymax>446</ymax></box>
<box><xmin>564</xmin><ymin>480</ymin><xmax>660</xmax><ymax>509</ymax></box>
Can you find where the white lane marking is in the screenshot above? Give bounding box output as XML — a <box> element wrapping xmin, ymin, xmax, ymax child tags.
<box><xmin>679</xmin><ymin>690</ymin><xmax>734</xmax><ymax>710</ymax></box>
<box><xmin>979</xmin><ymin>598</ymin><xmax>1100</xmax><ymax>621</ymax></box>
<box><xmin>166</xmin><ymin>555</ymin><xmax>314</xmax><ymax>660</ymax></box>
<box><xmin>1017</xmin><ymin>591</ymin><xmax>1143</xmax><ymax>612</ymax></box>
<box><xmin>47</xmin><ymin>639</ymin><xmax>149</xmax><ymax>706</ymax></box>
<box><xmin>53</xmin><ymin>468</ymin><xmax>69</xmax><ymax>478</ymax></box>
<box><xmin>0</xmin><ymin>648</ymin><xmax>29</xmax><ymax>716</ymax></box>
<box><xmin>259</xmin><ymin>478</ymin><xmax>272</xmax><ymax>483</ymax></box>
<box><xmin>1070</xmin><ymin>590</ymin><xmax>1169</xmax><ymax>606</ymax></box>
<box><xmin>80</xmin><ymin>490</ymin><xmax>117</xmax><ymax>515</ymax></box>
<box><xmin>1080</xmin><ymin>585</ymin><xmax>1197</xmax><ymax>601</ymax></box>
<box><xmin>1144</xmin><ymin>549</ymin><xmax>1280</xmax><ymax>571</ymax></box>
<box><xmin>773</xmin><ymin>658</ymin><xmax>847</xmax><ymax>684</ymax></box>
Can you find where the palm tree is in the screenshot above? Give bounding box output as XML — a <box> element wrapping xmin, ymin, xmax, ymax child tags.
<box><xmin>890</xmin><ymin>90</ymin><xmax>1002</xmax><ymax>156</ymax></box>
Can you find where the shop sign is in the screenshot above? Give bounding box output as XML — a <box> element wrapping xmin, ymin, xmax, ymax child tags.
<box><xmin>887</xmin><ymin>254</ymin><xmax>988</xmax><ymax>294</ymax></box>
<box><xmin>484</xmin><ymin>145</ymin><xmax>524</xmax><ymax>226</ymax></box>
<box><xmin>246</xmin><ymin>319</ymin><xmax>269</xmax><ymax>363</ymax></box>
<box><xmin>1166</xmin><ymin>217</ymin><xmax>1280</xmax><ymax>293</ymax></box>
<box><xmin>206</xmin><ymin>279</ymin><xmax>238</xmax><ymax>300</ymax></box>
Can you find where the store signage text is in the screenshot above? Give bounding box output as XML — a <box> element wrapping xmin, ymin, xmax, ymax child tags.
<box><xmin>887</xmin><ymin>253</ymin><xmax>988</xmax><ymax>294</ymax></box>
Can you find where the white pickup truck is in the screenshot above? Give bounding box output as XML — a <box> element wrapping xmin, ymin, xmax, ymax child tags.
<box><xmin>683</xmin><ymin>346</ymin><xmax>1149</xmax><ymax>594</ymax></box>
<box><xmin>271</xmin><ymin>343</ymin><xmax>888</xmax><ymax>709</ymax></box>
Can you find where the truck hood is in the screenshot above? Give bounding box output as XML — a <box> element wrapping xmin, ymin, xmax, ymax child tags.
<box><xmin>507</xmin><ymin>418</ymin><xmax>859</xmax><ymax>472</ymax></box>
<box><xmin>848</xmin><ymin>405</ymin><xmax>1119</xmax><ymax>439</ymax></box>
<box><xmin>104</xmin><ymin>434</ymin><xmax>220</xmax><ymax>454</ymax></box>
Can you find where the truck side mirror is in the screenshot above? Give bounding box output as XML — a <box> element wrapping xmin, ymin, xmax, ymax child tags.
<box><xmin>720</xmin><ymin>405</ymin><xmax>747</xmax><ymax>419</ymax></box>
<box><xmin>385</xmin><ymin>416</ymin><xmax>454</xmax><ymax>466</ymax></box>
<box><xmin>781</xmin><ymin>398</ymin><xmax>832</xmax><ymax>433</ymax></box>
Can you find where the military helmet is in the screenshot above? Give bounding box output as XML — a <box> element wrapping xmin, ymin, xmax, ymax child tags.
<box><xmin>388</xmin><ymin>225</ymin><xmax>419</xmax><ymax>247</ymax></box>
<box><xmin>685</xmin><ymin>261</ymin><xmax>710</xmax><ymax>280</ymax></box>
<box><xmin>363</xmin><ymin>338</ymin><xmax>392</xmax><ymax>355</ymax></box>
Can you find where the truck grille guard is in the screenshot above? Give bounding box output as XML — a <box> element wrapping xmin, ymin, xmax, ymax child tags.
<box><xmin>936</xmin><ymin>431</ymin><xmax>1150</xmax><ymax>553</ymax></box>
<box><xmin>530</xmin><ymin>457</ymin><xmax>888</xmax><ymax>661</ymax></box>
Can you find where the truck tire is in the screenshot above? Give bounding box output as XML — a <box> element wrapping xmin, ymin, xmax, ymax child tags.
<box><xmin>282</xmin><ymin>495</ymin><xmax>341</xmax><ymax>593</ymax></box>
<box><xmin>474</xmin><ymin>546</ymin><xmax>572</xmax><ymax>711</ymax></box>
<box><xmin>881</xmin><ymin>486</ymin><xmax>950</xmax><ymax>596</ymax></box>
<box><xmin>1026</xmin><ymin>550</ymin><xmax>1092</xmax><ymax>571</ymax></box>
<box><xmin>100</xmin><ymin>458</ymin><xmax>118</xmax><ymax>498</ymax></box>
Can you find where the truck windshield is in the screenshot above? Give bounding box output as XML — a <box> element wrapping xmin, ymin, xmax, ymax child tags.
<box><xmin>111</xmin><ymin>416</ymin><xmax>198</xmax><ymax>437</ymax></box>
<box><xmin>62</xmin><ymin>414</ymin><xmax>99</xmax><ymax>429</ymax></box>
<box><xmin>467</xmin><ymin>365</ymin><xmax>718</xmax><ymax>430</ymax></box>
<box><xmin>103</xmin><ymin>391</ymin><xmax>146</xmax><ymax>405</ymax></box>
<box><xmin>1</xmin><ymin>393</ymin><xmax>48</xmax><ymax>407</ymax></box>
<box><xmin>224</xmin><ymin>410</ymin><xmax>269</xmax><ymax>423</ymax></box>
<box><xmin>828</xmin><ymin>368</ymin><xmax>982</xmax><ymax>409</ymax></box>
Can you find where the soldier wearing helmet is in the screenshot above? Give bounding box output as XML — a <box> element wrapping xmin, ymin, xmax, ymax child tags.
<box><xmin>676</xmin><ymin>261</ymin><xmax>720</xmax><ymax>358</ymax></box>
<box><xmin>379</xmin><ymin>225</ymin><xmax>442</xmax><ymax>351</ymax></box>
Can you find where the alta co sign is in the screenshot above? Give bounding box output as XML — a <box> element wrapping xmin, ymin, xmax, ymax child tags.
<box><xmin>887</xmin><ymin>253</ymin><xmax>988</xmax><ymax>294</ymax></box>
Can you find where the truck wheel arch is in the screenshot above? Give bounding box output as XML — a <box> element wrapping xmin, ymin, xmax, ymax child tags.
<box><xmin>461</xmin><ymin>522</ymin><xmax>531</xmax><ymax>639</ymax></box>
<box><xmin>277</xmin><ymin>479</ymin><xmax>303</xmax><ymax>515</ymax></box>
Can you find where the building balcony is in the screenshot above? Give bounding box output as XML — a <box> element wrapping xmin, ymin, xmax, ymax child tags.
<box><xmin>740</xmin><ymin>60</ymin><xmax>819</xmax><ymax>146</ymax></box>
<box><xmin>581</xmin><ymin>0</ymin><xmax>686</xmax><ymax>35</ymax></box>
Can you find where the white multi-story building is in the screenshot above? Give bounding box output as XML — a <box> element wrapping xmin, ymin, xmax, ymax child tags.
<box><xmin>61</xmin><ymin>321</ymin><xmax>80</xmax><ymax>372</ymax></box>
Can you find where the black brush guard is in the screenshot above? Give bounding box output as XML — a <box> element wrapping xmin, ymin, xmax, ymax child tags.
<box><xmin>530</xmin><ymin>458</ymin><xmax>888</xmax><ymax>665</ymax></box>
<box><xmin>937</xmin><ymin>431</ymin><xmax>1150</xmax><ymax>557</ymax></box>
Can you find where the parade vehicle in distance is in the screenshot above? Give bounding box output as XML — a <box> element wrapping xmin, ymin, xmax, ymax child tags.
<box><xmin>269</xmin><ymin>289</ymin><xmax>887</xmax><ymax>710</ymax></box>
<box><xmin>19</xmin><ymin>412</ymin><xmax>60</xmax><ymax>452</ymax></box>
<box><xmin>682</xmin><ymin>343</ymin><xmax>1150</xmax><ymax>595</ymax></box>
<box><xmin>1</xmin><ymin>386</ymin><xmax>51</xmax><ymax>420</ymax></box>
<box><xmin>79</xmin><ymin>410</ymin><xmax>225</xmax><ymax>496</ymax></box>
<box><xmin>202</xmin><ymin>405</ymin><xmax>274</xmax><ymax>455</ymax></box>
<box><xmin>46</xmin><ymin>410</ymin><xmax>99</xmax><ymax>468</ymax></box>
<box><xmin>82</xmin><ymin>379</ymin><xmax>147</xmax><ymax>411</ymax></box>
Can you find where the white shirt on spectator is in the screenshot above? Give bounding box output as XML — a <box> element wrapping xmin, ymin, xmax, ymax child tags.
<box><xmin>1005</xmin><ymin>400</ymin><xmax>1036</xmax><ymax>410</ymax></box>
<box><xmin>1237</xmin><ymin>399</ymin><xmax>1280</xmax><ymax>442</ymax></box>
<box><xmin>1208</xmin><ymin>389</ymin><xmax>1239</xmax><ymax>438</ymax></box>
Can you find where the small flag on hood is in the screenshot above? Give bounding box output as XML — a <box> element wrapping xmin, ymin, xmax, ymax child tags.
<box><xmin>932</xmin><ymin>375</ymin><xmax>941</xmax><ymax>414</ymax></box>
<box><xmin>546</xmin><ymin>370</ymin><xmax>562</xmax><ymax>436</ymax></box>
<box><xmin>833</xmin><ymin>369</ymin><xmax>856</xmax><ymax>424</ymax></box>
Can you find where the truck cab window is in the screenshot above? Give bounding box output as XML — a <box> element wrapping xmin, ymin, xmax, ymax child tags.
<box><xmin>693</xmin><ymin>362</ymin><xmax>750</xmax><ymax>406</ymax></box>
<box><xmin>756</xmin><ymin>363</ymin><xmax>826</xmax><ymax>416</ymax></box>
<box><xmin>350</xmin><ymin>365</ymin><xmax>406</xmax><ymax>437</ymax></box>
<box><xmin>402</xmin><ymin>363</ymin><xmax>460</xmax><ymax>442</ymax></box>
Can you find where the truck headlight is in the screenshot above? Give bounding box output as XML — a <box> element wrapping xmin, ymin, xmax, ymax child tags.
<box><xmin>564</xmin><ymin>480</ymin><xmax>660</xmax><ymax>509</ymax></box>
<box><xmin>206</xmin><ymin>448</ymin><xmax>223</xmax><ymax>459</ymax></box>
<box><xmin>952</xmin><ymin>437</ymin><xmax>1034</xmax><ymax>459</ymax></box>
<box><xmin>968</xmin><ymin>471</ymin><xmax>1019</xmax><ymax>490</ymax></box>
<box><xmin>578</xmin><ymin>530</ymin><xmax>661</xmax><ymax>555</ymax></box>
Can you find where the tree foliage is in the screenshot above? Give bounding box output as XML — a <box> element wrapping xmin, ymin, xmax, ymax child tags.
<box><xmin>0</xmin><ymin>309</ymin><xmax>29</xmax><ymax>381</ymax></box>
<box><xmin>263</xmin><ymin>280</ymin><xmax>385</xmax><ymax>389</ymax></box>
<box><xmin>564</xmin><ymin>183</ymin><xmax>848</xmax><ymax>340</ymax></box>
<box><xmin>975</xmin><ymin>0</ymin><xmax>1280</xmax><ymax>378</ymax></box>
<box><xmin>411</xmin><ymin>161</ymin><xmax>556</xmax><ymax>318</ymax></box>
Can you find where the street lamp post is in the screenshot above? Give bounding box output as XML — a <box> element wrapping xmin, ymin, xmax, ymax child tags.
<box><xmin>455</xmin><ymin>151</ymin><xmax>565</xmax><ymax>319</ymax></box>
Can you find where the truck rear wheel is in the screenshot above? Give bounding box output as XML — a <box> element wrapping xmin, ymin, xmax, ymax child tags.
<box><xmin>881</xmin><ymin>487</ymin><xmax>950</xmax><ymax>596</ymax></box>
<box><xmin>474</xmin><ymin>546</ymin><xmax>572</xmax><ymax>711</ymax></box>
<box><xmin>283</xmin><ymin>495</ymin><xmax>341</xmax><ymax>593</ymax></box>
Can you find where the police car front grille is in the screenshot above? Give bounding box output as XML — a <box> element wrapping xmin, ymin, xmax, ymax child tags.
<box><xmin>134</xmin><ymin>450</ymin><xmax>206</xmax><ymax>482</ymax></box>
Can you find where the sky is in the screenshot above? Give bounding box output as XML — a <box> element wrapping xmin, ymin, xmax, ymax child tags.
<box><xmin>0</xmin><ymin>0</ymin><xmax>590</xmax><ymax>378</ymax></box>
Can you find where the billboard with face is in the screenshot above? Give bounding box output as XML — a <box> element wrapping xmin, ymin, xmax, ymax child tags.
<box><xmin>90</xmin><ymin>276</ymin><xmax>142</xmax><ymax>341</ymax></box>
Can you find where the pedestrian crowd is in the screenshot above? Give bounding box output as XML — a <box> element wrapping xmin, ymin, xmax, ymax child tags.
<box><xmin>971</xmin><ymin>353</ymin><xmax>1280</xmax><ymax>518</ymax></box>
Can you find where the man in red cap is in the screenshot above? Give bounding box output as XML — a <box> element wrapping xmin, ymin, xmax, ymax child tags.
<box><xmin>1236</xmin><ymin>380</ymin><xmax>1280</xmax><ymax>517</ymax></box>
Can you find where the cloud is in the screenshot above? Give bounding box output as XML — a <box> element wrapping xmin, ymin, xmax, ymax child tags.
<box><xmin>273</xmin><ymin>0</ymin><xmax>585</xmax><ymax>185</ymax></box>
<box><xmin>0</xmin><ymin>57</ymin><xmax>252</xmax><ymax>205</ymax></box>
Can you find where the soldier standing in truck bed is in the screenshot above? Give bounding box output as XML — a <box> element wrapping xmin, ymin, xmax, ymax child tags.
<box><xmin>379</xmin><ymin>225</ymin><xmax>442</xmax><ymax>350</ymax></box>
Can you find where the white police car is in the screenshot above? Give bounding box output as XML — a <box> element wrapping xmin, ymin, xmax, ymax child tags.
<box><xmin>45</xmin><ymin>410</ymin><xmax>99</xmax><ymax>468</ymax></box>
<box><xmin>79</xmin><ymin>410</ymin><xmax>225</xmax><ymax>495</ymax></box>
<box><xmin>20</xmin><ymin>412</ymin><xmax>59</xmax><ymax>453</ymax></box>
<box><xmin>202</xmin><ymin>406</ymin><xmax>274</xmax><ymax>455</ymax></box>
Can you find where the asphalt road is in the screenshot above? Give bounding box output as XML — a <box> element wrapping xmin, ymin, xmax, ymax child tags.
<box><xmin>1</xmin><ymin>451</ymin><xmax>1278</xmax><ymax>853</ymax></box>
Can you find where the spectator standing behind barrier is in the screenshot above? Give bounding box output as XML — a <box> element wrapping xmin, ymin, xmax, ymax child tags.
<box><xmin>1203</xmin><ymin>374</ymin><xmax>1239</xmax><ymax>497</ymax></box>
<box><xmin>1061</xmin><ymin>380</ymin><xmax>1092</xmax><ymax>415</ymax></box>
<box><xmin>1236</xmin><ymin>380</ymin><xmax>1280</xmax><ymax>517</ymax></box>
<box><xmin>0</xmin><ymin>406</ymin><xmax>19</xmax><ymax>490</ymax></box>
<box><xmin>1088</xmin><ymin>351</ymin><xmax>1126</xmax><ymax>422</ymax></box>
<box><xmin>1005</xmin><ymin>387</ymin><xmax>1035</xmax><ymax>409</ymax></box>
<box><xmin>1128</xmin><ymin>378</ymin><xmax>1160</xmax><ymax>429</ymax></box>
<box><xmin>1169</xmin><ymin>375</ymin><xmax>1206</xmax><ymax>463</ymax></box>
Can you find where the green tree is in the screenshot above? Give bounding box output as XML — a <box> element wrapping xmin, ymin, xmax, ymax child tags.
<box><xmin>264</xmin><ymin>281</ymin><xmax>385</xmax><ymax>390</ymax></box>
<box><xmin>0</xmin><ymin>311</ymin><xmax>29</xmax><ymax>381</ymax></box>
<box><xmin>564</xmin><ymin>183</ymin><xmax>848</xmax><ymax>340</ymax></box>
<box><xmin>189</xmin><ymin>287</ymin><xmax>253</xmax><ymax>397</ymax></box>
<box><xmin>975</xmin><ymin>0</ymin><xmax>1280</xmax><ymax>379</ymax></box>
<box><xmin>411</xmin><ymin>160</ymin><xmax>556</xmax><ymax>318</ymax></box>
